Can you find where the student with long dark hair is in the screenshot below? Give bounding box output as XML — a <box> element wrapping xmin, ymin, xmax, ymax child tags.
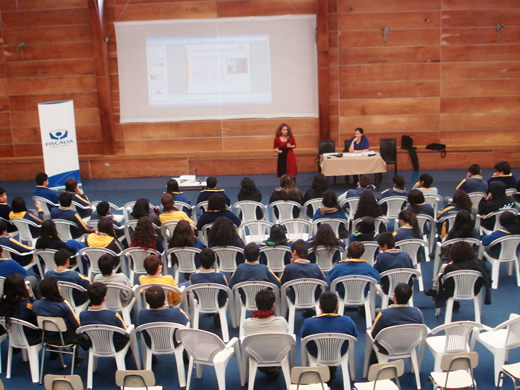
<box><xmin>303</xmin><ymin>173</ymin><xmax>329</xmax><ymax>218</ymax></box>
<box><xmin>168</xmin><ymin>220</ymin><xmax>207</xmax><ymax>269</ymax></box>
<box><xmin>269</xmin><ymin>174</ymin><xmax>303</xmax><ymax>219</ymax></box>
<box><xmin>9</xmin><ymin>196</ymin><xmax>44</xmax><ymax>237</ymax></box>
<box><xmin>258</xmin><ymin>224</ymin><xmax>292</xmax><ymax>265</ymax></box>
<box><xmin>393</xmin><ymin>210</ymin><xmax>422</xmax><ymax>242</ymax></box>
<box><xmin>306</xmin><ymin>224</ymin><xmax>345</xmax><ymax>264</ymax></box>
<box><xmin>406</xmin><ymin>189</ymin><xmax>434</xmax><ymax>218</ymax></box>
<box><xmin>130</xmin><ymin>216</ymin><xmax>164</xmax><ymax>252</ymax></box>
<box><xmin>237</xmin><ymin>177</ymin><xmax>264</xmax><ymax>220</ymax></box>
<box><xmin>130</xmin><ymin>198</ymin><xmax>161</xmax><ymax>226</ymax></box>
<box><xmin>35</xmin><ymin>220</ymin><xmax>85</xmax><ymax>266</ymax></box>
<box><xmin>436</xmin><ymin>190</ymin><xmax>473</xmax><ymax>238</ymax></box>
<box><xmin>354</xmin><ymin>191</ymin><xmax>383</xmax><ymax>219</ymax></box>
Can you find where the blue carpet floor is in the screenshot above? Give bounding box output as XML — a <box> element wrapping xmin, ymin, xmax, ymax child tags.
<box><xmin>1</xmin><ymin>167</ymin><xmax>520</xmax><ymax>389</ymax></box>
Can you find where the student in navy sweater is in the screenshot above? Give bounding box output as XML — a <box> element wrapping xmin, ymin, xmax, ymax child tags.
<box><xmin>190</xmin><ymin>248</ymin><xmax>228</xmax><ymax>307</ymax></box>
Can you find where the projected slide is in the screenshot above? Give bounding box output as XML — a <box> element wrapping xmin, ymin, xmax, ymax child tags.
<box><xmin>146</xmin><ymin>35</ymin><xmax>271</xmax><ymax>106</ymax></box>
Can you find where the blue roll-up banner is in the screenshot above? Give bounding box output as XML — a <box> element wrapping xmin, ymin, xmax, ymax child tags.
<box><xmin>38</xmin><ymin>100</ymin><xmax>81</xmax><ymax>190</ymax></box>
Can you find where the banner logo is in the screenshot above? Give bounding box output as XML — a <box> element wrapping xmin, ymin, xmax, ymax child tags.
<box><xmin>49</xmin><ymin>130</ymin><xmax>68</xmax><ymax>140</ymax></box>
<box><xmin>45</xmin><ymin>129</ymin><xmax>74</xmax><ymax>147</ymax></box>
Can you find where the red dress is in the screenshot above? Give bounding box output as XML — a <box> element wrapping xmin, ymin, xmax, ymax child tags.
<box><xmin>274</xmin><ymin>136</ymin><xmax>297</xmax><ymax>178</ymax></box>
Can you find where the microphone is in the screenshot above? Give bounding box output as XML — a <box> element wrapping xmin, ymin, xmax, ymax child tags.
<box><xmin>286</xmin><ymin>134</ymin><xmax>290</xmax><ymax>144</ymax></box>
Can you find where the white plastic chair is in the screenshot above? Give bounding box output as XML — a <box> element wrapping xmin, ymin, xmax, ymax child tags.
<box><xmin>434</xmin><ymin>270</ymin><xmax>483</xmax><ymax>324</ymax></box>
<box><xmin>175</xmin><ymin>201</ymin><xmax>195</xmax><ymax>221</ymax></box>
<box><xmin>330</xmin><ymin>275</ymin><xmax>377</xmax><ymax>330</ymax></box>
<box><xmin>160</xmin><ymin>220</ymin><xmax>179</xmax><ymax>250</ymax></box>
<box><xmin>433</xmin><ymin>238</ymin><xmax>482</xmax><ymax>283</ymax></box>
<box><xmin>281</xmin><ymin>278</ymin><xmax>328</xmax><ymax>334</ymax></box>
<box><xmin>269</xmin><ymin>200</ymin><xmax>302</xmax><ymax>223</ymax></box>
<box><xmin>259</xmin><ymin>245</ymin><xmax>292</xmax><ymax>274</ymax></box>
<box><xmin>239</xmin><ymin>220</ymin><xmax>273</xmax><ymax>244</ymax></box>
<box><xmin>467</xmin><ymin>192</ymin><xmax>486</xmax><ymax>211</ymax></box>
<box><xmin>483</xmin><ymin>235</ymin><xmax>520</xmax><ymax>289</ymax></box>
<box><xmin>303</xmin><ymin>198</ymin><xmax>323</xmax><ymax>221</ymax></box>
<box><xmin>378</xmin><ymin>196</ymin><xmax>408</xmax><ymax>230</ymax></box>
<box><xmin>309</xmin><ymin>245</ymin><xmax>343</xmax><ymax>273</ymax></box>
<box><xmin>176</xmin><ymin>328</ymin><xmax>244</xmax><ymax>390</ymax></box>
<box><xmin>281</xmin><ymin>219</ymin><xmax>313</xmax><ymax>241</ymax></box>
<box><xmin>476</xmin><ymin>313</ymin><xmax>520</xmax><ymax>387</ymax></box>
<box><xmin>339</xmin><ymin>197</ymin><xmax>359</xmax><ymax>221</ymax></box>
<box><xmin>424</xmin><ymin>194</ymin><xmax>443</xmax><ymax>215</ymax></box>
<box><xmin>353</xmin><ymin>360</ymin><xmax>404</xmax><ymax>390</ymax></box>
<box><xmin>57</xmin><ymin>281</ymin><xmax>90</xmax><ymax>316</ymax></box>
<box><xmin>311</xmin><ymin>218</ymin><xmax>348</xmax><ymax>240</ymax></box>
<box><xmin>352</xmin><ymin>217</ymin><xmax>389</xmax><ymax>234</ymax></box>
<box><xmin>136</xmin><ymin>322</ymin><xmax>187</xmax><ymax>388</ymax></box>
<box><xmin>428</xmin><ymin>352</ymin><xmax>478</xmax><ymax>390</ymax></box>
<box><xmin>166</xmin><ymin>247</ymin><xmax>202</xmax><ymax>283</ymax></box>
<box><xmin>104</xmin><ymin>283</ymin><xmax>136</xmax><ymax>327</ymax></box>
<box><xmin>53</xmin><ymin>219</ymin><xmax>80</xmax><ymax>242</ymax></box>
<box><xmin>242</xmin><ymin>333</ymin><xmax>295</xmax><ymax>390</ymax></box>
<box><xmin>395</xmin><ymin>239</ymin><xmax>428</xmax><ymax>291</ymax></box>
<box><xmin>360</xmin><ymin>241</ymin><xmax>380</xmax><ymax>266</ymax></box>
<box><xmin>506</xmin><ymin>188</ymin><xmax>517</xmax><ymax>197</ymax></box>
<box><xmin>0</xmin><ymin>317</ymin><xmax>42</xmax><ymax>383</ymax></box>
<box><xmin>78</xmin><ymin>247</ymin><xmax>120</xmax><ymax>281</ymax></box>
<box><xmin>121</xmin><ymin>247</ymin><xmax>162</xmax><ymax>284</ymax></box>
<box><xmin>9</xmin><ymin>218</ymin><xmax>41</xmax><ymax>247</ymax></box>
<box><xmin>416</xmin><ymin>214</ymin><xmax>436</xmax><ymax>256</ymax></box>
<box><xmin>231</xmin><ymin>281</ymin><xmax>280</xmax><ymax>337</ymax></box>
<box><xmin>76</xmin><ymin>324</ymin><xmax>140</xmax><ymax>390</ymax></box>
<box><xmin>34</xmin><ymin>249</ymin><xmax>80</xmax><ymax>276</ymax></box>
<box><xmin>0</xmin><ymin>324</ymin><xmax>6</xmax><ymax>374</ymax></box>
<box><xmin>477</xmin><ymin>208</ymin><xmax>519</xmax><ymax>236</ymax></box>
<box><xmin>122</xmin><ymin>201</ymin><xmax>136</xmax><ymax>223</ymax></box>
<box><xmin>232</xmin><ymin>201</ymin><xmax>268</xmax><ymax>222</ymax></box>
<box><xmin>194</xmin><ymin>201</ymin><xmax>209</xmax><ymax>222</ymax></box>
<box><xmin>212</xmin><ymin>246</ymin><xmax>244</xmax><ymax>273</ymax></box>
<box><xmin>115</xmin><ymin>370</ymin><xmax>162</xmax><ymax>390</ymax></box>
<box><xmin>436</xmin><ymin>214</ymin><xmax>457</xmax><ymax>241</ymax></box>
<box><xmin>377</xmin><ymin>268</ymin><xmax>421</xmax><ymax>310</ymax></box>
<box><xmin>199</xmin><ymin>223</ymin><xmax>213</xmax><ymax>246</ymax></box>
<box><xmin>301</xmin><ymin>333</ymin><xmax>357</xmax><ymax>390</ymax></box>
<box><xmin>0</xmin><ymin>245</ymin><xmax>38</xmax><ymax>273</ymax></box>
<box><xmin>33</xmin><ymin>196</ymin><xmax>58</xmax><ymax>220</ymax></box>
<box><xmin>123</xmin><ymin>220</ymin><xmax>138</xmax><ymax>247</ymax></box>
<box><xmin>426</xmin><ymin>321</ymin><xmax>482</xmax><ymax>373</ymax></box>
<box><xmin>363</xmin><ymin>324</ymin><xmax>428</xmax><ymax>390</ymax></box>
<box><xmin>134</xmin><ymin>284</ymin><xmax>183</xmax><ymax>311</ymax></box>
<box><xmin>183</xmin><ymin>283</ymin><xmax>231</xmax><ymax>342</ymax></box>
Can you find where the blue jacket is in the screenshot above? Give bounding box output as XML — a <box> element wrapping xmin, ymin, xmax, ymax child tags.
<box><xmin>138</xmin><ymin>306</ymin><xmax>189</xmax><ymax>347</ymax></box>
<box><xmin>0</xmin><ymin>257</ymin><xmax>28</xmax><ymax>277</ymax></box>
<box><xmin>80</xmin><ymin>308</ymin><xmax>129</xmax><ymax>351</ymax></box>
<box><xmin>197</xmin><ymin>209</ymin><xmax>241</xmax><ymax>230</ymax></box>
<box><xmin>190</xmin><ymin>271</ymin><xmax>228</xmax><ymax>307</ymax></box>
<box><xmin>488</xmin><ymin>174</ymin><xmax>518</xmax><ymax>189</ymax></box>
<box><xmin>33</xmin><ymin>186</ymin><xmax>60</xmax><ymax>207</ymax></box>
<box><xmin>0</xmin><ymin>235</ymin><xmax>34</xmax><ymax>266</ymax></box>
<box><xmin>228</xmin><ymin>262</ymin><xmax>280</xmax><ymax>289</ymax></box>
<box><xmin>67</xmin><ymin>191</ymin><xmax>92</xmax><ymax>218</ymax></box>
<box><xmin>197</xmin><ymin>189</ymin><xmax>231</xmax><ymax>206</ymax></box>
<box><xmin>280</xmin><ymin>260</ymin><xmax>326</xmax><ymax>285</ymax></box>
<box><xmin>456</xmin><ymin>176</ymin><xmax>488</xmax><ymax>194</ymax></box>
<box><xmin>50</xmin><ymin>207</ymin><xmax>94</xmax><ymax>239</ymax></box>
<box><xmin>374</xmin><ymin>249</ymin><xmax>415</xmax><ymax>293</ymax></box>
<box><xmin>371</xmin><ymin>305</ymin><xmax>424</xmax><ymax>337</ymax></box>
<box><xmin>327</xmin><ymin>259</ymin><xmax>380</xmax><ymax>297</ymax></box>
<box><xmin>32</xmin><ymin>299</ymin><xmax>80</xmax><ymax>332</ymax></box>
<box><xmin>301</xmin><ymin>313</ymin><xmax>358</xmax><ymax>356</ymax></box>
<box><xmin>380</xmin><ymin>187</ymin><xmax>408</xmax><ymax>199</ymax></box>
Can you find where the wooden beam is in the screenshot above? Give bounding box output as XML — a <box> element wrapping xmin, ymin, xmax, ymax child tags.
<box><xmin>88</xmin><ymin>0</ymin><xmax>115</xmax><ymax>155</ymax></box>
<box><xmin>317</xmin><ymin>0</ymin><xmax>330</xmax><ymax>141</ymax></box>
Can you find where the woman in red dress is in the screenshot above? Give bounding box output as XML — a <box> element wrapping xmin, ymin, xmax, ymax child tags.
<box><xmin>273</xmin><ymin>123</ymin><xmax>297</xmax><ymax>178</ymax></box>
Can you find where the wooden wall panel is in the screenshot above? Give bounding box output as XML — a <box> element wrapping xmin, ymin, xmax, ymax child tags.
<box><xmin>442</xmin><ymin>45</ymin><xmax>520</xmax><ymax>62</ymax></box>
<box><xmin>216</xmin><ymin>0</ymin><xmax>315</xmax><ymax>17</ymax></box>
<box><xmin>442</xmin><ymin>27</ymin><xmax>520</xmax><ymax>45</ymax></box>
<box><xmin>115</xmin><ymin>3</ymin><xmax>217</xmax><ymax>21</ymax></box>
<box><xmin>341</xmin><ymin>64</ymin><xmax>440</xmax><ymax>82</ymax></box>
<box><xmin>440</xmin><ymin>97</ymin><xmax>520</xmax><ymax>113</ymax></box>
<box><xmin>339</xmin><ymin>115</ymin><xmax>440</xmax><ymax>133</ymax></box>
<box><xmin>6</xmin><ymin>60</ymin><xmax>95</xmax><ymax>78</ymax></box>
<box><xmin>9</xmin><ymin>93</ymin><xmax>99</xmax><ymax>111</ymax></box>
<box><xmin>442</xmin><ymin>10</ymin><xmax>520</xmax><ymax>28</ymax></box>
<box><xmin>338</xmin><ymin>12</ymin><xmax>441</xmax><ymax>30</ymax></box>
<box><xmin>1</xmin><ymin>9</ymin><xmax>90</xmax><ymax>28</ymax></box>
<box><xmin>341</xmin><ymin>98</ymin><xmax>441</xmax><ymax>116</ymax></box>
<box><xmin>8</xmin><ymin>76</ymin><xmax>97</xmax><ymax>96</ymax></box>
<box><xmin>440</xmin><ymin>113</ymin><xmax>520</xmax><ymax>131</ymax></box>
<box><xmin>2</xmin><ymin>26</ymin><xmax>92</xmax><ymax>46</ymax></box>
<box><xmin>441</xmin><ymin>0</ymin><xmax>520</xmax><ymax>11</ymax></box>
<box><xmin>340</xmin><ymin>29</ymin><xmax>440</xmax><ymax>47</ymax></box>
<box><xmin>442</xmin><ymin>62</ymin><xmax>520</xmax><ymax>80</ymax></box>
<box><xmin>441</xmin><ymin>79</ymin><xmax>520</xmax><ymax>97</ymax></box>
<box><xmin>340</xmin><ymin>81</ymin><xmax>440</xmax><ymax>99</ymax></box>
<box><xmin>338</xmin><ymin>0</ymin><xmax>440</xmax><ymax>13</ymax></box>
<box><xmin>341</xmin><ymin>47</ymin><xmax>441</xmax><ymax>65</ymax></box>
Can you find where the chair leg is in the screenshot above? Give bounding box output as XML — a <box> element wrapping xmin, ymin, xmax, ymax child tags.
<box><xmin>515</xmin><ymin>258</ymin><xmax>520</xmax><ymax>286</ymax></box>
<box><xmin>39</xmin><ymin>348</ymin><xmax>46</xmax><ymax>384</ymax></box>
<box><xmin>444</xmin><ymin>298</ymin><xmax>453</xmax><ymax>324</ymax></box>
<box><xmin>493</xmin><ymin>350</ymin><xmax>507</xmax><ymax>387</ymax></box>
<box><xmin>363</xmin><ymin>340</ymin><xmax>372</xmax><ymax>378</ymax></box>
<box><xmin>491</xmin><ymin>260</ymin><xmax>500</xmax><ymax>289</ymax></box>
<box><xmin>214</xmin><ymin>360</ymin><xmax>228</xmax><ymax>390</ymax></box>
<box><xmin>247</xmin><ymin>358</ymin><xmax>257</xmax><ymax>390</ymax></box>
<box><xmin>219</xmin><ymin>309</ymin><xmax>230</xmax><ymax>343</ymax></box>
<box><xmin>288</xmin><ymin>305</ymin><xmax>295</xmax><ymax>335</ymax></box>
<box><xmin>474</xmin><ymin>294</ymin><xmax>482</xmax><ymax>324</ymax></box>
<box><xmin>174</xmin><ymin>347</ymin><xmax>187</xmax><ymax>388</ymax></box>
<box><xmin>186</xmin><ymin>356</ymin><xmax>194</xmax><ymax>390</ymax></box>
<box><xmin>28</xmin><ymin>346</ymin><xmax>40</xmax><ymax>383</ymax></box>
<box><xmin>6</xmin><ymin>345</ymin><xmax>12</xmax><ymax>379</ymax></box>
<box><xmin>410</xmin><ymin>351</ymin><xmax>422</xmax><ymax>390</ymax></box>
<box><xmin>281</xmin><ymin>357</ymin><xmax>291</xmax><ymax>390</ymax></box>
<box><xmin>341</xmin><ymin>360</ymin><xmax>350</xmax><ymax>390</ymax></box>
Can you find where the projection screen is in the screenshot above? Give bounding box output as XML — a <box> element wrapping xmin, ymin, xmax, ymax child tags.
<box><xmin>115</xmin><ymin>15</ymin><xmax>318</xmax><ymax>123</ymax></box>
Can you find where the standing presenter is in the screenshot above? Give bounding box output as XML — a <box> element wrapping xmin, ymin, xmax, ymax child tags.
<box><xmin>274</xmin><ymin>123</ymin><xmax>297</xmax><ymax>178</ymax></box>
<box><xmin>346</xmin><ymin>127</ymin><xmax>370</xmax><ymax>153</ymax></box>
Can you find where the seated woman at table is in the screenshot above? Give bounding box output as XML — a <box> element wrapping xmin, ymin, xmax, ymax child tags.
<box><xmin>345</xmin><ymin>127</ymin><xmax>369</xmax><ymax>153</ymax></box>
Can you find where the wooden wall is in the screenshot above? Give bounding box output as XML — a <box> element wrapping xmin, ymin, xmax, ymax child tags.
<box><xmin>0</xmin><ymin>0</ymin><xmax>519</xmax><ymax>180</ymax></box>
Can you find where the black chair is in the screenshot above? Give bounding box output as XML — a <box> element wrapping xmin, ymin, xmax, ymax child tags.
<box><xmin>380</xmin><ymin>138</ymin><xmax>397</xmax><ymax>175</ymax></box>
<box><xmin>318</xmin><ymin>140</ymin><xmax>335</xmax><ymax>155</ymax></box>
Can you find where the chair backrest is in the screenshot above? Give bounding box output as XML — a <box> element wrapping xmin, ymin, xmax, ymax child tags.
<box><xmin>123</xmin><ymin>247</ymin><xmax>162</xmax><ymax>276</ymax></box>
<box><xmin>467</xmin><ymin>192</ymin><xmax>486</xmax><ymax>211</ymax></box>
<box><xmin>160</xmin><ymin>220</ymin><xmax>180</xmax><ymax>243</ymax></box>
<box><xmin>339</xmin><ymin>197</ymin><xmax>359</xmax><ymax>220</ymax></box>
<box><xmin>481</xmin><ymin>208</ymin><xmax>519</xmax><ymax>231</ymax></box>
<box><xmin>184</xmin><ymin>283</ymin><xmax>230</xmax><ymax>312</ymax></box>
<box><xmin>38</xmin><ymin>316</ymin><xmax>68</xmax><ymax>333</ymax></box>
<box><xmin>136</xmin><ymin>322</ymin><xmax>186</xmax><ymax>353</ymax></box>
<box><xmin>122</xmin><ymin>202</ymin><xmax>136</xmax><ymax>222</ymax></box>
<box><xmin>242</xmin><ymin>333</ymin><xmax>295</xmax><ymax>364</ymax></box>
<box><xmin>429</xmin><ymin>321</ymin><xmax>483</xmax><ymax>354</ymax></box>
<box><xmin>124</xmin><ymin>219</ymin><xmax>139</xmax><ymax>245</ymax></box>
<box><xmin>195</xmin><ymin>201</ymin><xmax>209</xmax><ymax>215</ymax></box>
<box><xmin>487</xmin><ymin>235</ymin><xmax>520</xmax><ymax>261</ymax></box>
<box><xmin>281</xmin><ymin>278</ymin><xmax>328</xmax><ymax>308</ymax></box>
<box><xmin>77</xmin><ymin>324</ymin><xmax>128</xmax><ymax>356</ymax></box>
<box><xmin>34</xmin><ymin>249</ymin><xmax>58</xmax><ymax>272</ymax></box>
<box><xmin>0</xmin><ymin>276</ymin><xmax>4</xmax><ymax>296</ymax></box>
<box><xmin>329</xmin><ymin>275</ymin><xmax>377</xmax><ymax>306</ymax></box>
<box><xmin>301</xmin><ymin>333</ymin><xmax>357</xmax><ymax>363</ymax></box>
<box><xmin>440</xmin><ymin>238</ymin><xmax>483</xmax><ymax>259</ymax></box>
<box><xmin>57</xmin><ymin>281</ymin><xmax>89</xmax><ymax>310</ymax></box>
<box><xmin>442</xmin><ymin>270</ymin><xmax>482</xmax><ymax>300</ymax></box>
<box><xmin>290</xmin><ymin>366</ymin><xmax>330</xmax><ymax>387</ymax></box>
<box><xmin>270</xmin><ymin>200</ymin><xmax>302</xmax><ymax>222</ymax></box>
<box><xmin>281</xmin><ymin>219</ymin><xmax>313</xmax><ymax>240</ymax></box>
<box><xmin>311</xmin><ymin>246</ymin><xmax>343</xmax><ymax>272</ymax></box>
<box><xmin>0</xmin><ymin>244</ymin><xmax>35</xmax><ymax>260</ymax></box>
<box><xmin>416</xmin><ymin>214</ymin><xmax>434</xmax><ymax>235</ymax></box>
<box><xmin>359</xmin><ymin>241</ymin><xmax>379</xmax><ymax>266</ymax></box>
<box><xmin>176</xmin><ymin>328</ymin><xmax>226</xmax><ymax>364</ymax></box>
<box><xmin>318</xmin><ymin>140</ymin><xmax>335</xmax><ymax>155</ymax></box>
<box><xmin>167</xmin><ymin>247</ymin><xmax>201</xmax><ymax>274</ymax></box>
<box><xmin>303</xmin><ymin>199</ymin><xmax>324</xmax><ymax>221</ymax></box>
<box><xmin>44</xmin><ymin>374</ymin><xmax>84</xmax><ymax>390</ymax></box>
<box><xmin>377</xmin><ymin>196</ymin><xmax>408</xmax><ymax>219</ymax></box>
<box><xmin>33</xmin><ymin>196</ymin><xmax>57</xmax><ymax>219</ymax></box>
<box><xmin>115</xmin><ymin>370</ymin><xmax>157</xmax><ymax>389</ymax></box>
<box><xmin>211</xmin><ymin>246</ymin><xmax>244</xmax><ymax>273</ymax></box>
<box><xmin>259</xmin><ymin>246</ymin><xmax>292</xmax><ymax>273</ymax></box>
<box><xmin>10</xmin><ymin>218</ymin><xmax>41</xmax><ymax>242</ymax></box>
<box><xmin>0</xmin><ymin>317</ymin><xmax>39</xmax><ymax>348</ymax></box>
<box><xmin>379</xmin><ymin>268</ymin><xmax>421</xmax><ymax>297</ymax></box>
<box><xmin>379</xmin><ymin>138</ymin><xmax>397</xmax><ymax>164</ymax></box>
<box><xmin>232</xmin><ymin>201</ymin><xmax>267</xmax><ymax>222</ymax></box>
<box><xmin>439</xmin><ymin>351</ymin><xmax>478</xmax><ymax>372</ymax></box>
<box><xmin>374</xmin><ymin>324</ymin><xmax>428</xmax><ymax>356</ymax></box>
<box><xmin>53</xmin><ymin>219</ymin><xmax>78</xmax><ymax>241</ymax></box>
<box><xmin>232</xmin><ymin>281</ymin><xmax>279</xmax><ymax>313</ymax></box>
<box><xmin>239</xmin><ymin>220</ymin><xmax>273</xmax><ymax>244</ymax></box>
<box><xmin>367</xmin><ymin>359</ymin><xmax>405</xmax><ymax>382</ymax></box>
<box><xmin>312</xmin><ymin>217</ymin><xmax>348</xmax><ymax>238</ymax></box>
<box><xmin>199</xmin><ymin>223</ymin><xmax>213</xmax><ymax>246</ymax></box>
<box><xmin>424</xmin><ymin>194</ymin><xmax>443</xmax><ymax>214</ymax></box>
<box><xmin>352</xmin><ymin>217</ymin><xmax>389</xmax><ymax>234</ymax></box>
<box><xmin>501</xmin><ymin>314</ymin><xmax>520</xmax><ymax>350</ymax></box>
<box><xmin>78</xmin><ymin>247</ymin><xmax>119</xmax><ymax>276</ymax></box>
<box><xmin>506</xmin><ymin>188</ymin><xmax>517</xmax><ymax>197</ymax></box>
<box><xmin>395</xmin><ymin>239</ymin><xmax>428</xmax><ymax>265</ymax></box>
<box><xmin>134</xmin><ymin>284</ymin><xmax>182</xmax><ymax>311</ymax></box>
<box><xmin>437</xmin><ymin>214</ymin><xmax>458</xmax><ymax>235</ymax></box>
<box><xmin>104</xmin><ymin>282</ymin><xmax>135</xmax><ymax>311</ymax></box>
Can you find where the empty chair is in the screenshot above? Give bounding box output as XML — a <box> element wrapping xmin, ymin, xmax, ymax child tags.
<box><xmin>239</xmin><ymin>220</ymin><xmax>273</xmax><ymax>244</ymax></box>
<box><xmin>136</xmin><ymin>322</ymin><xmax>187</xmax><ymax>387</ymax></box>
<box><xmin>364</xmin><ymin>324</ymin><xmax>428</xmax><ymax>390</ymax></box>
<box><xmin>353</xmin><ymin>360</ymin><xmax>404</xmax><ymax>390</ymax></box>
<box><xmin>281</xmin><ymin>278</ymin><xmax>328</xmax><ymax>334</ymax></box>
<box><xmin>377</xmin><ymin>268</ymin><xmax>421</xmax><ymax>310</ymax></box>
<box><xmin>44</xmin><ymin>374</ymin><xmax>83</xmax><ymax>390</ymax></box>
<box><xmin>426</xmin><ymin>321</ymin><xmax>482</xmax><ymax>373</ymax></box>
<box><xmin>0</xmin><ymin>317</ymin><xmax>42</xmax><ymax>383</ymax></box>
<box><xmin>301</xmin><ymin>333</ymin><xmax>357</xmax><ymax>390</ymax></box>
<box><xmin>482</xmin><ymin>235</ymin><xmax>520</xmax><ymax>289</ymax></box>
<box><xmin>428</xmin><ymin>352</ymin><xmax>478</xmax><ymax>390</ymax></box>
<box><xmin>176</xmin><ymin>328</ymin><xmax>244</xmax><ymax>390</ymax></box>
<box><xmin>212</xmin><ymin>246</ymin><xmax>244</xmax><ymax>273</ymax></box>
<box><xmin>232</xmin><ymin>201</ymin><xmax>268</xmax><ymax>222</ymax></box>
<box><xmin>476</xmin><ymin>313</ymin><xmax>520</xmax><ymax>387</ymax></box>
<box><xmin>259</xmin><ymin>246</ymin><xmax>292</xmax><ymax>274</ymax></box>
<box><xmin>241</xmin><ymin>333</ymin><xmax>295</xmax><ymax>390</ymax></box>
<box><xmin>434</xmin><ymin>270</ymin><xmax>484</xmax><ymax>324</ymax></box>
<box><xmin>78</xmin><ymin>247</ymin><xmax>120</xmax><ymax>281</ymax></box>
<box><xmin>281</xmin><ymin>219</ymin><xmax>312</xmax><ymax>241</ymax></box>
<box><xmin>290</xmin><ymin>365</ymin><xmax>330</xmax><ymax>390</ymax></box>
<box><xmin>115</xmin><ymin>370</ymin><xmax>162</xmax><ymax>390</ymax></box>
<box><xmin>395</xmin><ymin>239</ymin><xmax>427</xmax><ymax>291</ymax></box>
<box><xmin>330</xmin><ymin>275</ymin><xmax>377</xmax><ymax>330</ymax></box>
<box><xmin>378</xmin><ymin>196</ymin><xmax>408</xmax><ymax>231</ymax></box>
<box><xmin>76</xmin><ymin>324</ymin><xmax>140</xmax><ymax>389</ymax></box>
<box><xmin>183</xmin><ymin>283</ymin><xmax>231</xmax><ymax>342</ymax></box>
<box><xmin>269</xmin><ymin>200</ymin><xmax>302</xmax><ymax>223</ymax></box>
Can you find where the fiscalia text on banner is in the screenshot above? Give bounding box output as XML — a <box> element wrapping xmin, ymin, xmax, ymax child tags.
<box><xmin>38</xmin><ymin>100</ymin><xmax>81</xmax><ymax>190</ymax></box>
